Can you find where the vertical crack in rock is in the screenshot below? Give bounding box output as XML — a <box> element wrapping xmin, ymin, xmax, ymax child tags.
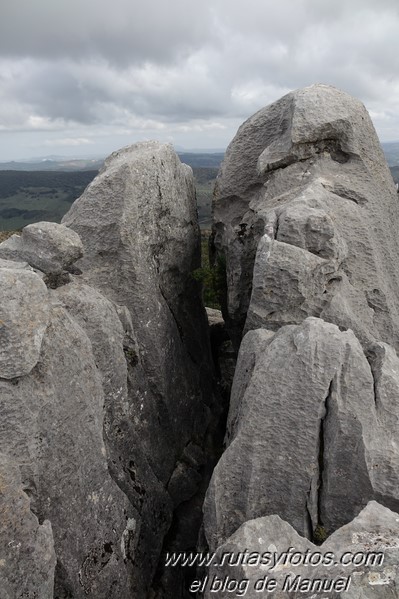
<box><xmin>314</xmin><ymin>377</ymin><xmax>334</xmax><ymax>543</ymax></box>
<box><xmin>366</xmin><ymin>346</ymin><xmax>381</xmax><ymax>410</ymax></box>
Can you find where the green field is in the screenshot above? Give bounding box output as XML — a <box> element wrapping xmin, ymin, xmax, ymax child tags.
<box><xmin>0</xmin><ymin>166</ymin><xmax>217</xmax><ymax>232</ymax></box>
<box><xmin>0</xmin><ymin>171</ymin><xmax>97</xmax><ymax>231</ymax></box>
<box><xmin>193</xmin><ymin>167</ymin><xmax>217</xmax><ymax>229</ymax></box>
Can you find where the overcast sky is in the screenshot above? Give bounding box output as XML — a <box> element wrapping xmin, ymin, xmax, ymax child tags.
<box><xmin>1</xmin><ymin>0</ymin><xmax>399</xmax><ymax>160</ymax></box>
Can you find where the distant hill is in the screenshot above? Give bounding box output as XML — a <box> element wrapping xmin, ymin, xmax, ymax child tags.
<box><xmin>0</xmin><ymin>148</ymin><xmax>396</xmax><ymax>232</ymax></box>
<box><xmin>391</xmin><ymin>166</ymin><xmax>399</xmax><ymax>185</ymax></box>
<box><xmin>0</xmin><ymin>143</ymin><xmax>397</xmax><ymax>170</ymax></box>
<box><xmin>178</xmin><ymin>152</ymin><xmax>224</xmax><ymax>168</ymax></box>
<box><xmin>381</xmin><ymin>142</ymin><xmax>399</xmax><ymax>167</ymax></box>
<box><xmin>0</xmin><ymin>158</ymin><xmax>104</xmax><ymax>172</ymax></box>
<box><xmin>0</xmin><ymin>152</ymin><xmax>225</xmax><ymax>172</ymax></box>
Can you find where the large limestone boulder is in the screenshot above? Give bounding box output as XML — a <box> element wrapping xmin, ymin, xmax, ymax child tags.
<box><xmin>53</xmin><ymin>280</ymin><xmax>172</xmax><ymax>593</ymax></box>
<box><xmin>204</xmin><ymin>501</ymin><xmax>399</xmax><ymax>598</ymax></box>
<box><xmin>204</xmin><ymin>317</ymin><xmax>399</xmax><ymax>550</ymax></box>
<box><xmin>212</xmin><ymin>84</ymin><xmax>399</xmax><ymax>348</ymax></box>
<box><xmin>62</xmin><ymin>142</ymin><xmax>217</xmax><ymax>594</ymax></box>
<box><xmin>0</xmin><ymin>454</ymin><xmax>56</xmax><ymax>599</ymax></box>
<box><xmin>0</xmin><ymin>267</ymin><xmax>49</xmax><ymax>379</ymax></box>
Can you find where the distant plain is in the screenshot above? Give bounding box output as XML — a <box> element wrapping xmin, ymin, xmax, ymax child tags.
<box><xmin>0</xmin><ymin>147</ymin><xmax>397</xmax><ymax>232</ymax></box>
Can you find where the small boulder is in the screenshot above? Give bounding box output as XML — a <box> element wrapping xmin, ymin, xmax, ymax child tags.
<box><xmin>0</xmin><ymin>221</ymin><xmax>83</xmax><ymax>275</ymax></box>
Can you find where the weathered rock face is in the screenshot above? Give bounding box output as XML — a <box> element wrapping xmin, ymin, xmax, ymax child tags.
<box><xmin>212</xmin><ymin>84</ymin><xmax>399</xmax><ymax>348</ymax></box>
<box><xmin>0</xmin><ymin>222</ymin><xmax>83</xmax><ymax>275</ymax></box>
<box><xmin>0</xmin><ymin>267</ymin><xmax>49</xmax><ymax>379</ymax></box>
<box><xmin>203</xmin><ymin>86</ymin><xmax>399</xmax><ymax>562</ymax></box>
<box><xmin>0</xmin><ymin>454</ymin><xmax>56</xmax><ymax>599</ymax></box>
<box><xmin>204</xmin><ymin>501</ymin><xmax>399</xmax><ymax>598</ymax></box>
<box><xmin>53</xmin><ymin>280</ymin><xmax>173</xmax><ymax>595</ymax></box>
<box><xmin>0</xmin><ymin>143</ymin><xmax>218</xmax><ymax>597</ymax></box>
<box><xmin>61</xmin><ymin>142</ymin><xmax>217</xmax><ymax>594</ymax></box>
<box><xmin>203</xmin><ymin>317</ymin><xmax>399</xmax><ymax>550</ymax></box>
<box><xmin>0</xmin><ymin>301</ymin><xmax>136</xmax><ymax>598</ymax></box>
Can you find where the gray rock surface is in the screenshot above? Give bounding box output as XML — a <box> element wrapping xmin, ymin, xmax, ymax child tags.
<box><xmin>0</xmin><ymin>257</ymin><xmax>31</xmax><ymax>270</ymax></box>
<box><xmin>0</xmin><ymin>301</ymin><xmax>135</xmax><ymax>598</ymax></box>
<box><xmin>0</xmin><ymin>267</ymin><xmax>49</xmax><ymax>379</ymax></box>
<box><xmin>0</xmin><ymin>221</ymin><xmax>83</xmax><ymax>275</ymax></box>
<box><xmin>212</xmin><ymin>84</ymin><xmax>399</xmax><ymax>348</ymax></box>
<box><xmin>0</xmin><ymin>142</ymin><xmax>218</xmax><ymax>597</ymax></box>
<box><xmin>204</xmin><ymin>501</ymin><xmax>399</xmax><ymax>598</ymax></box>
<box><xmin>53</xmin><ymin>280</ymin><xmax>172</xmax><ymax>594</ymax></box>
<box><xmin>204</xmin><ymin>317</ymin><xmax>399</xmax><ymax>550</ymax></box>
<box><xmin>62</xmin><ymin>141</ymin><xmax>217</xmax><ymax>594</ymax></box>
<box><xmin>0</xmin><ymin>234</ymin><xmax>21</xmax><ymax>262</ymax></box>
<box><xmin>206</xmin><ymin>307</ymin><xmax>224</xmax><ymax>327</ymax></box>
<box><xmin>0</xmin><ymin>454</ymin><xmax>56</xmax><ymax>599</ymax></box>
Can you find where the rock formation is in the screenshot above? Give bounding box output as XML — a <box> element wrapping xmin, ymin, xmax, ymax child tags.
<box><xmin>62</xmin><ymin>142</ymin><xmax>219</xmax><ymax>595</ymax></box>
<box><xmin>0</xmin><ymin>267</ymin><xmax>136</xmax><ymax>597</ymax></box>
<box><xmin>0</xmin><ymin>221</ymin><xmax>83</xmax><ymax>275</ymax></box>
<box><xmin>204</xmin><ymin>501</ymin><xmax>399</xmax><ymax>598</ymax></box>
<box><xmin>0</xmin><ymin>266</ymin><xmax>49</xmax><ymax>378</ymax></box>
<box><xmin>212</xmin><ymin>84</ymin><xmax>399</xmax><ymax>349</ymax></box>
<box><xmin>0</xmin><ymin>142</ymin><xmax>219</xmax><ymax>598</ymax></box>
<box><xmin>2</xmin><ymin>86</ymin><xmax>399</xmax><ymax>599</ymax></box>
<box><xmin>204</xmin><ymin>317</ymin><xmax>399</xmax><ymax>550</ymax></box>
<box><xmin>203</xmin><ymin>84</ymin><xmax>399</xmax><ymax>592</ymax></box>
<box><xmin>0</xmin><ymin>454</ymin><xmax>56</xmax><ymax>599</ymax></box>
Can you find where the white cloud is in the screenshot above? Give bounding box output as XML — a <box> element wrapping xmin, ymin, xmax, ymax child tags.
<box><xmin>43</xmin><ymin>137</ymin><xmax>94</xmax><ymax>147</ymax></box>
<box><xmin>0</xmin><ymin>0</ymin><xmax>399</xmax><ymax>158</ymax></box>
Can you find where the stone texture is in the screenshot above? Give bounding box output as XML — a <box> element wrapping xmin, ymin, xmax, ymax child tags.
<box><xmin>0</xmin><ymin>234</ymin><xmax>21</xmax><ymax>262</ymax></box>
<box><xmin>0</xmin><ymin>221</ymin><xmax>83</xmax><ymax>275</ymax></box>
<box><xmin>0</xmin><ymin>267</ymin><xmax>49</xmax><ymax>379</ymax></box>
<box><xmin>203</xmin><ymin>317</ymin><xmax>399</xmax><ymax>551</ymax></box>
<box><xmin>206</xmin><ymin>307</ymin><xmax>224</xmax><ymax>327</ymax></box>
<box><xmin>0</xmin><ymin>302</ymin><xmax>136</xmax><ymax>598</ymax></box>
<box><xmin>0</xmin><ymin>454</ymin><xmax>56</xmax><ymax>599</ymax></box>
<box><xmin>0</xmin><ymin>257</ymin><xmax>31</xmax><ymax>270</ymax></box>
<box><xmin>53</xmin><ymin>280</ymin><xmax>172</xmax><ymax>594</ymax></box>
<box><xmin>204</xmin><ymin>501</ymin><xmax>399</xmax><ymax>598</ymax></box>
<box><xmin>212</xmin><ymin>84</ymin><xmax>399</xmax><ymax>348</ymax></box>
<box><xmin>62</xmin><ymin>141</ymin><xmax>217</xmax><ymax>594</ymax></box>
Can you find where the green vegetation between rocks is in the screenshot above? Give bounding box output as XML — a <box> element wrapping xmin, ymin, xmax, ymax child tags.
<box><xmin>192</xmin><ymin>231</ymin><xmax>226</xmax><ymax>310</ymax></box>
<box><xmin>313</xmin><ymin>524</ymin><xmax>328</xmax><ymax>544</ymax></box>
